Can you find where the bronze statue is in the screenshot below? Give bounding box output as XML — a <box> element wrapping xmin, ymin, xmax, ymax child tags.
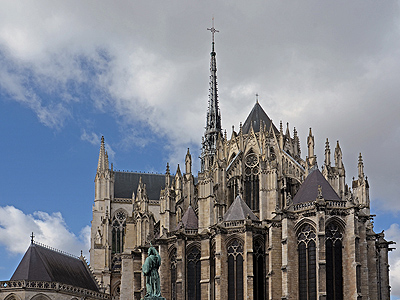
<box><xmin>142</xmin><ymin>245</ymin><xmax>163</xmax><ymax>299</ymax></box>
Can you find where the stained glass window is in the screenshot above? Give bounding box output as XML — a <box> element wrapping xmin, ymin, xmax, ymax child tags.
<box><xmin>187</xmin><ymin>246</ymin><xmax>201</xmax><ymax>300</ymax></box>
<box><xmin>326</xmin><ymin>223</ymin><xmax>343</xmax><ymax>300</ymax></box>
<box><xmin>227</xmin><ymin>239</ymin><xmax>244</xmax><ymax>300</ymax></box>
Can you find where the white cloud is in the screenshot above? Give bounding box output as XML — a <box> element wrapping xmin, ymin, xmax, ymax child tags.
<box><xmin>0</xmin><ymin>206</ymin><xmax>89</xmax><ymax>258</ymax></box>
<box><xmin>0</xmin><ymin>1</ymin><xmax>399</xmax><ymax>213</ymax></box>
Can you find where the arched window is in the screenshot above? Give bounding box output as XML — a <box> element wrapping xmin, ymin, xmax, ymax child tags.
<box><xmin>253</xmin><ymin>239</ymin><xmax>265</xmax><ymax>300</ymax></box>
<box><xmin>112</xmin><ymin>210</ymin><xmax>127</xmax><ymax>254</ymax></box>
<box><xmin>210</xmin><ymin>243</ymin><xmax>216</xmax><ymax>300</ymax></box>
<box><xmin>111</xmin><ymin>282</ymin><xmax>120</xmax><ymax>300</ymax></box>
<box><xmin>170</xmin><ymin>248</ymin><xmax>177</xmax><ymax>300</ymax></box>
<box><xmin>326</xmin><ymin>223</ymin><xmax>343</xmax><ymax>300</ymax></box>
<box><xmin>244</xmin><ymin>152</ymin><xmax>259</xmax><ymax>210</ymax></box>
<box><xmin>227</xmin><ymin>239</ymin><xmax>244</xmax><ymax>300</ymax></box>
<box><xmin>297</xmin><ymin>224</ymin><xmax>317</xmax><ymax>300</ymax></box>
<box><xmin>187</xmin><ymin>246</ymin><xmax>201</xmax><ymax>300</ymax></box>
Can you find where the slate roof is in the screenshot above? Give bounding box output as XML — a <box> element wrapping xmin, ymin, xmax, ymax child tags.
<box><xmin>223</xmin><ymin>195</ymin><xmax>259</xmax><ymax>221</ymax></box>
<box><xmin>292</xmin><ymin>169</ymin><xmax>342</xmax><ymax>204</ymax></box>
<box><xmin>242</xmin><ymin>102</ymin><xmax>279</xmax><ymax>135</ymax></box>
<box><xmin>11</xmin><ymin>243</ymin><xmax>99</xmax><ymax>292</ymax></box>
<box><xmin>176</xmin><ymin>206</ymin><xmax>198</xmax><ymax>230</ymax></box>
<box><xmin>114</xmin><ymin>171</ymin><xmax>166</xmax><ymax>200</ymax></box>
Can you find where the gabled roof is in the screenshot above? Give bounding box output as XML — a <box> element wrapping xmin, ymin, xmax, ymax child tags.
<box><xmin>242</xmin><ymin>102</ymin><xmax>279</xmax><ymax>135</ymax></box>
<box><xmin>223</xmin><ymin>195</ymin><xmax>259</xmax><ymax>221</ymax></box>
<box><xmin>293</xmin><ymin>169</ymin><xmax>341</xmax><ymax>204</ymax></box>
<box><xmin>176</xmin><ymin>206</ymin><xmax>198</xmax><ymax>230</ymax></box>
<box><xmin>11</xmin><ymin>243</ymin><xmax>99</xmax><ymax>292</ymax></box>
<box><xmin>114</xmin><ymin>171</ymin><xmax>166</xmax><ymax>200</ymax></box>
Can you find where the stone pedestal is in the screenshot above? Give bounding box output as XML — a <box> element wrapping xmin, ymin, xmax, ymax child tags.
<box><xmin>142</xmin><ymin>297</ymin><xmax>166</xmax><ymax>300</ymax></box>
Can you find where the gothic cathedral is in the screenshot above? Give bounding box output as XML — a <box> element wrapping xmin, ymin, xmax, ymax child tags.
<box><xmin>90</xmin><ymin>26</ymin><xmax>392</xmax><ymax>300</ymax></box>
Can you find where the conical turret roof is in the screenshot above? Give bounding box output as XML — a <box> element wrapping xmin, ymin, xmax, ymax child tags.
<box><xmin>293</xmin><ymin>169</ymin><xmax>341</xmax><ymax>204</ymax></box>
<box><xmin>242</xmin><ymin>102</ymin><xmax>279</xmax><ymax>134</ymax></box>
<box><xmin>223</xmin><ymin>195</ymin><xmax>258</xmax><ymax>221</ymax></box>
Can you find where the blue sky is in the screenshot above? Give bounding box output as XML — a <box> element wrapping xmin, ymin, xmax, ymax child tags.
<box><xmin>0</xmin><ymin>1</ymin><xmax>399</xmax><ymax>298</ymax></box>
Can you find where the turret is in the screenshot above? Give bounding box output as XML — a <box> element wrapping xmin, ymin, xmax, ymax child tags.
<box><xmin>306</xmin><ymin>128</ymin><xmax>317</xmax><ymax>174</ymax></box>
<box><xmin>324</xmin><ymin>138</ymin><xmax>331</xmax><ymax>167</ymax></box>
<box><xmin>352</xmin><ymin>153</ymin><xmax>369</xmax><ymax>208</ymax></box>
<box><xmin>185</xmin><ymin>148</ymin><xmax>192</xmax><ymax>174</ymax></box>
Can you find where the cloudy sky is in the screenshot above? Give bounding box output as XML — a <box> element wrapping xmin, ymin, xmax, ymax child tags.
<box><xmin>0</xmin><ymin>0</ymin><xmax>399</xmax><ymax>297</ymax></box>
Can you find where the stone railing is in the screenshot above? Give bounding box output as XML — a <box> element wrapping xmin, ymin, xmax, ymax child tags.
<box><xmin>223</xmin><ymin>220</ymin><xmax>245</xmax><ymax>227</ymax></box>
<box><xmin>0</xmin><ymin>280</ymin><xmax>110</xmax><ymax>299</ymax></box>
<box><xmin>184</xmin><ymin>229</ymin><xmax>198</xmax><ymax>235</ymax></box>
<box><xmin>113</xmin><ymin>198</ymin><xmax>132</xmax><ymax>204</ymax></box>
<box><xmin>326</xmin><ymin>200</ymin><xmax>346</xmax><ymax>208</ymax></box>
<box><xmin>293</xmin><ymin>201</ymin><xmax>315</xmax><ymax>211</ymax></box>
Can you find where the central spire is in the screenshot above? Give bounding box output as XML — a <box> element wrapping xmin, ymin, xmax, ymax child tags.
<box><xmin>202</xmin><ymin>19</ymin><xmax>222</xmax><ymax>172</ymax></box>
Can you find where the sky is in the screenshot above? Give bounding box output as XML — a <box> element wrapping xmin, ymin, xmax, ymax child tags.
<box><xmin>0</xmin><ymin>0</ymin><xmax>399</xmax><ymax>297</ymax></box>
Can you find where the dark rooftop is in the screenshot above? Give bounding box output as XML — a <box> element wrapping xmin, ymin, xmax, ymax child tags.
<box><xmin>11</xmin><ymin>242</ymin><xmax>99</xmax><ymax>292</ymax></box>
<box><xmin>292</xmin><ymin>169</ymin><xmax>342</xmax><ymax>204</ymax></box>
<box><xmin>242</xmin><ymin>102</ymin><xmax>279</xmax><ymax>135</ymax></box>
<box><xmin>176</xmin><ymin>206</ymin><xmax>198</xmax><ymax>230</ymax></box>
<box><xmin>223</xmin><ymin>195</ymin><xmax>259</xmax><ymax>221</ymax></box>
<box><xmin>114</xmin><ymin>171</ymin><xmax>166</xmax><ymax>200</ymax></box>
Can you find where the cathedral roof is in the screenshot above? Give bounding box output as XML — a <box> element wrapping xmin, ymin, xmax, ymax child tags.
<box><xmin>177</xmin><ymin>206</ymin><xmax>198</xmax><ymax>230</ymax></box>
<box><xmin>223</xmin><ymin>195</ymin><xmax>259</xmax><ymax>221</ymax></box>
<box><xmin>11</xmin><ymin>242</ymin><xmax>99</xmax><ymax>292</ymax></box>
<box><xmin>293</xmin><ymin>169</ymin><xmax>341</xmax><ymax>204</ymax></box>
<box><xmin>114</xmin><ymin>171</ymin><xmax>166</xmax><ymax>200</ymax></box>
<box><xmin>242</xmin><ymin>102</ymin><xmax>279</xmax><ymax>135</ymax></box>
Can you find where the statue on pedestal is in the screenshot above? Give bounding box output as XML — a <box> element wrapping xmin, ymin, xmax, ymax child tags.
<box><xmin>142</xmin><ymin>245</ymin><xmax>165</xmax><ymax>300</ymax></box>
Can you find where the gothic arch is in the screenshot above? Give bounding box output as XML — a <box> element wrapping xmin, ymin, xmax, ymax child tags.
<box><xmin>325</xmin><ymin>221</ymin><xmax>344</xmax><ymax>300</ymax></box>
<box><xmin>225</xmin><ymin>235</ymin><xmax>244</xmax><ymax>250</ymax></box>
<box><xmin>226</xmin><ymin>238</ymin><xmax>244</xmax><ymax>300</ymax></box>
<box><xmin>325</xmin><ymin>216</ymin><xmax>346</xmax><ymax>232</ymax></box>
<box><xmin>4</xmin><ymin>294</ymin><xmax>21</xmax><ymax>300</ymax></box>
<box><xmin>112</xmin><ymin>208</ymin><xmax>128</xmax><ymax>219</ymax></box>
<box><xmin>294</xmin><ymin>218</ymin><xmax>317</xmax><ymax>234</ymax></box>
<box><xmin>297</xmin><ymin>223</ymin><xmax>317</xmax><ymax>300</ymax></box>
<box><xmin>111</xmin><ymin>281</ymin><xmax>121</xmax><ymax>300</ymax></box>
<box><xmin>169</xmin><ymin>247</ymin><xmax>177</xmax><ymax>300</ymax></box>
<box><xmin>30</xmin><ymin>294</ymin><xmax>52</xmax><ymax>300</ymax></box>
<box><xmin>186</xmin><ymin>243</ymin><xmax>201</xmax><ymax>300</ymax></box>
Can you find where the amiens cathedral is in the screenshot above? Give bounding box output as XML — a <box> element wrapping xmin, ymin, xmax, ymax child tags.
<box><xmin>0</xmin><ymin>27</ymin><xmax>393</xmax><ymax>300</ymax></box>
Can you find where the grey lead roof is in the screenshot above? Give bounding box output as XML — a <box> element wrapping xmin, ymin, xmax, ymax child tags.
<box><xmin>223</xmin><ymin>195</ymin><xmax>259</xmax><ymax>221</ymax></box>
<box><xmin>11</xmin><ymin>243</ymin><xmax>99</xmax><ymax>292</ymax></box>
<box><xmin>114</xmin><ymin>171</ymin><xmax>166</xmax><ymax>200</ymax></box>
<box><xmin>176</xmin><ymin>206</ymin><xmax>198</xmax><ymax>230</ymax></box>
<box><xmin>242</xmin><ymin>102</ymin><xmax>279</xmax><ymax>135</ymax></box>
<box><xmin>292</xmin><ymin>169</ymin><xmax>341</xmax><ymax>204</ymax></box>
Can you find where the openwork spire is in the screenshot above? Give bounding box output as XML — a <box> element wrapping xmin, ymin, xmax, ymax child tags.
<box><xmin>202</xmin><ymin>19</ymin><xmax>222</xmax><ymax>171</ymax></box>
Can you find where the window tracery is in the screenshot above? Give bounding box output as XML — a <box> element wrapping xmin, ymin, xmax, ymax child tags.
<box><xmin>169</xmin><ymin>248</ymin><xmax>177</xmax><ymax>300</ymax></box>
<box><xmin>227</xmin><ymin>239</ymin><xmax>244</xmax><ymax>300</ymax></box>
<box><xmin>112</xmin><ymin>210</ymin><xmax>127</xmax><ymax>254</ymax></box>
<box><xmin>244</xmin><ymin>152</ymin><xmax>259</xmax><ymax>210</ymax></box>
<box><xmin>253</xmin><ymin>239</ymin><xmax>265</xmax><ymax>300</ymax></box>
<box><xmin>187</xmin><ymin>246</ymin><xmax>201</xmax><ymax>300</ymax></box>
<box><xmin>326</xmin><ymin>223</ymin><xmax>343</xmax><ymax>300</ymax></box>
<box><xmin>297</xmin><ymin>224</ymin><xmax>317</xmax><ymax>300</ymax></box>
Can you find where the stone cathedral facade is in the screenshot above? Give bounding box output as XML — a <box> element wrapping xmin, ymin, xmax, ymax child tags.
<box><xmin>89</xmin><ymin>28</ymin><xmax>392</xmax><ymax>300</ymax></box>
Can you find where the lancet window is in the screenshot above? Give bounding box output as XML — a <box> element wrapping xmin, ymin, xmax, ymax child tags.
<box><xmin>326</xmin><ymin>222</ymin><xmax>343</xmax><ymax>300</ymax></box>
<box><xmin>112</xmin><ymin>210</ymin><xmax>127</xmax><ymax>254</ymax></box>
<box><xmin>170</xmin><ymin>248</ymin><xmax>177</xmax><ymax>300</ymax></box>
<box><xmin>297</xmin><ymin>224</ymin><xmax>317</xmax><ymax>300</ymax></box>
<box><xmin>253</xmin><ymin>239</ymin><xmax>265</xmax><ymax>300</ymax></box>
<box><xmin>244</xmin><ymin>152</ymin><xmax>259</xmax><ymax>210</ymax></box>
<box><xmin>227</xmin><ymin>239</ymin><xmax>244</xmax><ymax>300</ymax></box>
<box><xmin>187</xmin><ymin>246</ymin><xmax>201</xmax><ymax>300</ymax></box>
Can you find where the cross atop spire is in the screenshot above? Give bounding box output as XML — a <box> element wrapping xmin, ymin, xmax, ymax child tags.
<box><xmin>207</xmin><ymin>17</ymin><xmax>219</xmax><ymax>53</ymax></box>
<box><xmin>30</xmin><ymin>232</ymin><xmax>35</xmax><ymax>244</ymax></box>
